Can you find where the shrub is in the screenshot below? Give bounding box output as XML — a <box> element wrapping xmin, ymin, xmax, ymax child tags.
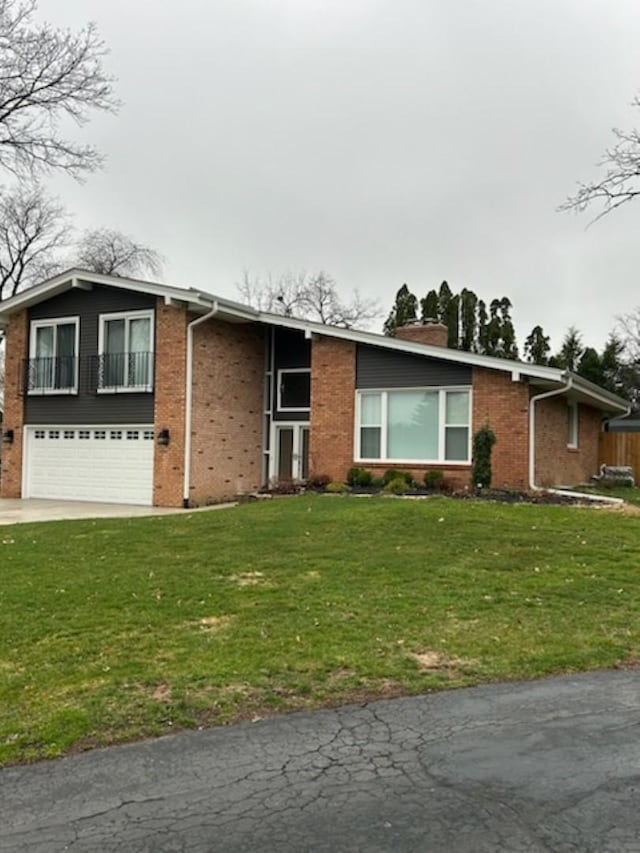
<box><xmin>383</xmin><ymin>468</ymin><xmax>413</xmax><ymax>486</ymax></box>
<box><xmin>424</xmin><ymin>470</ymin><xmax>444</xmax><ymax>490</ymax></box>
<box><xmin>325</xmin><ymin>481</ymin><xmax>349</xmax><ymax>493</ymax></box>
<box><xmin>472</xmin><ymin>423</ymin><xmax>497</xmax><ymax>489</ymax></box>
<box><xmin>383</xmin><ymin>477</ymin><xmax>410</xmax><ymax>495</ymax></box>
<box><xmin>371</xmin><ymin>476</ymin><xmax>385</xmax><ymax>489</ymax></box>
<box><xmin>346</xmin><ymin>467</ymin><xmax>373</xmax><ymax>487</ymax></box>
<box><xmin>307</xmin><ymin>474</ymin><xmax>331</xmax><ymax>489</ymax></box>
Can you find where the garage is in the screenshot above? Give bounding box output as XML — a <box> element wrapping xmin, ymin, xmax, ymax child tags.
<box><xmin>24</xmin><ymin>426</ymin><xmax>155</xmax><ymax>505</ymax></box>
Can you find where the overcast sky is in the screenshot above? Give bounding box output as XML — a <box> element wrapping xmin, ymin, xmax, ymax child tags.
<box><xmin>40</xmin><ymin>0</ymin><xmax>640</xmax><ymax>353</ymax></box>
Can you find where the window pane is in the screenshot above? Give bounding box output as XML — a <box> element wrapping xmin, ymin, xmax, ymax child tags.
<box><xmin>34</xmin><ymin>326</ymin><xmax>54</xmax><ymax>388</ymax></box>
<box><xmin>56</xmin><ymin>324</ymin><xmax>75</xmax><ymax>358</ymax></box>
<box><xmin>388</xmin><ymin>391</ymin><xmax>438</xmax><ymax>460</ymax></box>
<box><xmin>361</xmin><ymin>427</ymin><xmax>381</xmax><ymax>458</ymax></box>
<box><xmin>35</xmin><ymin>326</ymin><xmax>54</xmax><ymax>358</ymax></box>
<box><xmin>360</xmin><ymin>393</ymin><xmax>381</xmax><ymax>426</ymax></box>
<box><xmin>130</xmin><ymin>317</ymin><xmax>150</xmax><ymax>352</ymax></box>
<box><xmin>446</xmin><ymin>391</ymin><xmax>469</xmax><ymax>424</ymax></box>
<box><xmin>445</xmin><ymin>427</ymin><xmax>469</xmax><ymax>461</ymax></box>
<box><xmin>105</xmin><ymin>319</ymin><xmax>125</xmax><ymax>353</ymax></box>
<box><xmin>280</xmin><ymin>372</ymin><xmax>310</xmax><ymax>408</ymax></box>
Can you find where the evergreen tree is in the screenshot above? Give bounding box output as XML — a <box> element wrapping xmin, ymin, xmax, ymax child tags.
<box><xmin>384</xmin><ymin>284</ymin><xmax>417</xmax><ymax>335</ymax></box>
<box><xmin>444</xmin><ymin>292</ymin><xmax>460</xmax><ymax>348</ymax></box>
<box><xmin>477</xmin><ymin>299</ymin><xmax>489</xmax><ymax>354</ymax></box>
<box><xmin>550</xmin><ymin>326</ymin><xmax>583</xmax><ymax>372</ymax></box>
<box><xmin>577</xmin><ymin>347</ymin><xmax>603</xmax><ymax>385</ymax></box>
<box><xmin>523</xmin><ymin>325</ymin><xmax>551</xmax><ymax>365</ymax></box>
<box><xmin>600</xmin><ymin>333</ymin><xmax>626</xmax><ymax>394</ymax></box>
<box><xmin>420</xmin><ymin>289</ymin><xmax>439</xmax><ymax>322</ymax></box>
<box><xmin>459</xmin><ymin>288</ymin><xmax>478</xmax><ymax>352</ymax></box>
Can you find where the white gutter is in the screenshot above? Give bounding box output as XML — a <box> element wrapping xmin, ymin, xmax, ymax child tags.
<box><xmin>183</xmin><ymin>300</ymin><xmax>219</xmax><ymax>508</ymax></box>
<box><xmin>528</xmin><ymin>375</ymin><xmax>573</xmax><ymax>491</ymax></box>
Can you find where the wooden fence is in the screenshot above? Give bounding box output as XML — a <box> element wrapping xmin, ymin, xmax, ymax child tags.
<box><xmin>598</xmin><ymin>432</ymin><xmax>640</xmax><ymax>479</ymax></box>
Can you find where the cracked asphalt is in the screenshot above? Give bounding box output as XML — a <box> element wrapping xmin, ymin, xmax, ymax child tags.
<box><xmin>2</xmin><ymin>670</ymin><xmax>640</xmax><ymax>852</ymax></box>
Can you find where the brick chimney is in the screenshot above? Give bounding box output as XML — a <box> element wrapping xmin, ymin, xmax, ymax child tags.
<box><xmin>395</xmin><ymin>320</ymin><xmax>448</xmax><ymax>348</ymax></box>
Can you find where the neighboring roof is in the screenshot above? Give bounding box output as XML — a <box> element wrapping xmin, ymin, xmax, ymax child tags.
<box><xmin>0</xmin><ymin>269</ymin><xmax>630</xmax><ymax>415</ymax></box>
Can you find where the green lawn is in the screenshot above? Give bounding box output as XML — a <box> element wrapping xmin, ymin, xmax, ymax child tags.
<box><xmin>2</xmin><ymin>496</ymin><xmax>640</xmax><ymax>765</ymax></box>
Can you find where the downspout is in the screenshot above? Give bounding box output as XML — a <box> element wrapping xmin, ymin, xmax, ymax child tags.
<box><xmin>528</xmin><ymin>375</ymin><xmax>624</xmax><ymax>504</ymax></box>
<box><xmin>183</xmin><ymin>300</ymin><xmax>219</xmax><ymax>508</ymax></box>
<box><xmin>528</xmin><ymin>375</ymin><xmax>573</xmax><ymax>491</ymax></box>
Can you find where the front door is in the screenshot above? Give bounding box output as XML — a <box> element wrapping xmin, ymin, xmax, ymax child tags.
<box><xmin>274</xmin><ymin>424</ymin><xmax>309</xmax><ymax>482</ymax></box>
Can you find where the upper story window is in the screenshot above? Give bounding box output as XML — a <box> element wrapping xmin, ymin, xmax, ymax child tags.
<box><xmin>356</xmin><ymin>388</ymin><xmax>471</xmax><ymax>464</ymax></box>
<box><xmin>28</xmin><ymin>317</ymin><xmax>79</xmax><ymax>395</ymax></box>
<box><xmin>98</xmin><ymin>310</ymin><xmax>154</xmax><ymax>392</ymax></box>
<box><xmin>278</xmin><ymin>369</ymin><xmax>311</xmax><ymax>411</ymax></box>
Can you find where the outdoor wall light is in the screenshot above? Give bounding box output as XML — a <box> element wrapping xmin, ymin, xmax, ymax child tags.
<box><xmin>157</xmin><ymin>428</ymin><xmax>170</xmax><ymax>447</ymax></box>
<box><xmin>2</xmin><ymin>429</ymin><xmax>14</xmax><ymax>444</ymax></box>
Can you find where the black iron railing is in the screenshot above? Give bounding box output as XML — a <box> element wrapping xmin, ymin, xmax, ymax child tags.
<box><xmin>22</xmin><ymin>352</ymin><xmax>154</xmax><ymax>395</ymax></box>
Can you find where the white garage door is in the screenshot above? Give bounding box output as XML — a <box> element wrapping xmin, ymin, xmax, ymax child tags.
<box><xmin>24</xmin><ymin>426</ymin><xmax>155</xmax><ymax>505</ymax></box>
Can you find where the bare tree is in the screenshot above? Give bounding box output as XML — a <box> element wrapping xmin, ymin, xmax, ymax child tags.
<box><xmin>237</xmin><ymin>270</ymin><xmax>380</xmax><ymax>329</ymax></box>
<box><xmin>0</xmin><ymin>181</ymin><xmax>70</xmax><ymax>300</ymax></box>
<box><xmin>561</xmin><ymin>94</ymin><xmax>640</xmax><ymax>221</ymax></box>
<box><xmin>0</xmin><ymin>0</ymin><xmax>118</xmax><ymax>179</ymax></box>
<box><xmin>75</xmin><ymin>228</ymin><xmax>163</xmax><ymax>280</ymax></box>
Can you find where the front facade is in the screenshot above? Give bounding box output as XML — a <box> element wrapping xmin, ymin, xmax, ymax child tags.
<box><xmin>0</xmin><ymin>270</ymin><xmax>629</xmax><ymax>507</ymax></box>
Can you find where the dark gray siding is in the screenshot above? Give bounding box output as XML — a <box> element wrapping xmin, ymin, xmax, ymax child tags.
<box><xmin>356</xmin><ymin>344</ymin><xmax>472</xmax><ymax>388</ymax></box>
<box><xmin>272</xmin><ymin>327</ymin><xmax>311</xmax><ymax>422</ymax></box>
<box><xmin>25</xmin><ymin>284</ymin><xmax>156</xmax><ymax>425</ymax></box>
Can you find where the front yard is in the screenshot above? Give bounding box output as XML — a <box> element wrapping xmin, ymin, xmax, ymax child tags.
<box><xmin>1</xmin><ymin>495</ymin><xmax>640</xmax><ymax>765</ymax></box>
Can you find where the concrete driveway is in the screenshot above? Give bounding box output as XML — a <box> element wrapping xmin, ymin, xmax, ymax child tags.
<box><xmin>2</xmin><ymin>670</ymin><xmax>640</xmax><ymax>852</ymax></box>
<box><xmin>0</xmin><ymin>498</ymin><xmax>233</xmax><ymax>525</ymax></box>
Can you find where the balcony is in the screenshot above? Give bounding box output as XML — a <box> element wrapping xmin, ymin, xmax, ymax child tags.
<box><xmin>22</xmin><ymin>352</ymin><xmax>154</xmax><ymax>396</ymax></box>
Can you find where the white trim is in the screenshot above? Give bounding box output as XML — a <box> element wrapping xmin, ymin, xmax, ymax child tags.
<box><xmin>354</xmin><ymin>387</ymin><xmax>472</xmax><ymax>465</ymax></box>
<box><xmin>276</xmin><ymin>368</ymin><xmax>311</xmax><ymax>412</ymax></box>
<box><xmin>98</xmin><ymin>309</ymin><xmax>155</xmax><ymax>393</ymax></box>
<box><xmin>28</xmin><ymin>316</ymin><xmax>80</xmax><ymax>395</ymax></box>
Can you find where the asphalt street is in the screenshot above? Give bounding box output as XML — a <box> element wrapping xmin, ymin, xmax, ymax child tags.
<box><xmin>1</xmin><ymin>670</ymin><xmax>640</xmax><ymax>852</ymax></box>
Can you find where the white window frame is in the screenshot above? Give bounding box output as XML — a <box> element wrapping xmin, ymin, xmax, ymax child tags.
<box><xmin>98</xmin><ymin>309</ymin><xmax>154</xmax><ymax>393</ymax></box>
<box><xmin>354</xmin><ymin>387</ymin><xmax>472</xmax><ymax>465</ymax></box>
<box><xmin>277</xmin><ymin>368</ymin><xmax>311</xmax><ymax>412</ymax></box>
<box><xmin>567</xmin><ymin>401</ymin><xmax>579</xmax><ymax>449</ymax></box>
<box><xmin>28</xmin><ymin>316</ymin><xmax>80</xmax><ymax>395</ymax></box>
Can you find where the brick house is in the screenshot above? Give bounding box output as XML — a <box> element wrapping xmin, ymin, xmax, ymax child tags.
<box><xmin>0</xmin><ymin>269</ymin><xmax>629</xmax><ymax>506</ymax></box>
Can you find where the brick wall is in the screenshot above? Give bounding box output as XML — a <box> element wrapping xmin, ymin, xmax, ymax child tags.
<box><xmin>189</xmin><ymin>318</ymin><xmax>264</xmax><ymax>504</ymax></box>
<box><xmin>152</xmin><ymin>300</ymin><xmax>188</xmax><ymax>507</ymax></box>
<box><xmin>0</xmin><ymin>309</ymin><xmax>27</xmax><ymax>498</ymax></box>
<box><xmin>472</xmin><ymin>367</ymin><xmax>530</xmax><ymax>489</ymax></box>
<box><xmin>309</xmin><ymin>335</ymin><xmax>356</xmax><ymax>482</ymax></box>
<box><xmin>535</xmin><ymin>398</ymin><xmax>602</xmax><ymax>487</ymax></box>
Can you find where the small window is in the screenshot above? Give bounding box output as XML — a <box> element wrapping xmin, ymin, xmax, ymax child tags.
<box><xmin>34</xmin><ymin>430</ymin><xmax>45</xmax><ymax>440</ymax></box>
<box><xmin>98</xmin><ymin>310</ymin><xmax>154</xmax><ymax>392</ymax></box>
<box><xmin>126</xmin><ymin>430</ymin><xmax>139</xmax><ymax>440</ymax></box>
<box><xmin>278</xmin><ymin>369</ymin><xmax>311</xmax><ymax>411</ymax></box>
<box><xmin>48</xmin><ymin>430</ymin><xmax>60</xmax><ymax>440</ymax></box>
<box><xmin>143</xmin><ymin>430</ymin><xmax>154</xmax><ymax>440</ymax></box>
<box><xmin>78</xmin><ymin>430</ymin><xmax>90</xmax><ymax>440</ymax></box>
<box><xmin>568</xmin><ymin>402</ymin><xmax>579</xmax><ymax>448</ymax></box>
<box><xmin>28</xmin><ymin>317</ymin><xmax>79</xmax><ymax>394</ymax></box>
<box><xmin>110</xmin><ymin>430</ymin><xmax>123</xmax><ymax>440</ymax></box>
<box><xmin>94</xmin><ymin>430</ymin><xmax>106</xmax><ymax>440</ymax></box>
<box><xmin>63</xmin><ymin>430</ymin><xmax>75</xmax><ymax>440</ymax></box>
